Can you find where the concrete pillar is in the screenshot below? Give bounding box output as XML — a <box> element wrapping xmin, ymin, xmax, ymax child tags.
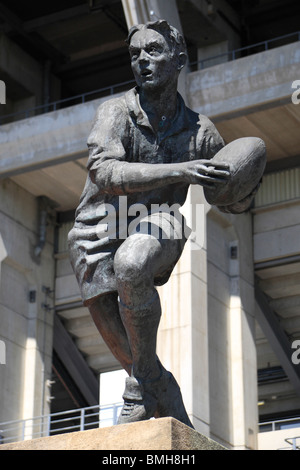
<box><xmin>0</xmin><ymin>180</ymin><xmax>55</xmax><ymax>431</ymax></box>
<box><xmin>121</xmin><ymin>0</ymin><xmax>151</xmax><ymax>26</ymax></box>
<box><xmin>207</xmin><ymin>208</ymin><xmax>258</xmax><ymax>449</ymax></box>
<box><xmin>157</xmin><ymin>185</ymin><xmax>210</xmax><ymax>435</ymax></box>
<box><xmin>0</xmin><ymin>233</ymin><xmax>7</xmax><ymax>368</ymax></box>
<box><xmin>0</xmin><ymin>232</ymin><xmax>7</xmax><ymax>277</ymax></box>
<box><xmin>21</xmin><ymin>275</ymin><xmax>41</xmax><ymax>439</ymax></box>
<box><xmin>122</xmin><ymin>0</ymin><xmax>183</xmax><ymax>28</ymax></box>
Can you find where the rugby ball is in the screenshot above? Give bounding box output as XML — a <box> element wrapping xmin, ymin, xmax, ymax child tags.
<box><xmin>204</xmin><ymin>137</ymin><xmax>266</xmax><ymax>206</ymax></box>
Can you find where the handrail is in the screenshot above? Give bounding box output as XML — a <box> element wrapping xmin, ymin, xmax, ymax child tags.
<box><xmin>285</xmin><ymin>436</ymin><xmax>300</xmax><ymax>450</ymax></box>
<box><xmin>259</xmin><ymin>416</ymin><xmax>300</xmax><ymax>432</ymax></box>
<box><xmin>0</xmin><ymin>30</ymin><xmax>299</xmax><ymax>126</ymax></box>
<box><xmin>0</xmin><ymin>79</ymin><xmax>136</xmax><ymax>125</ymax></box>
<box><xmin>189</xmin><ymin>30</ymin><xmax>300</xmax><ymax>70</ymax></box>
<box><xmin>0</xmin><ymin>402</ymin><xmax>122</xmax><ymax>445</ymax></box>
<box><xmin>277</xmin><ymin>436</ymin><xmax>300</xmax><ymax>450</ymax></box>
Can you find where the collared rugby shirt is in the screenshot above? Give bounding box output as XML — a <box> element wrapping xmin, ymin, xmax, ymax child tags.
<box><xmin>68</xmin><ymin>87</ymin><xmax>224</xmax><ymax>304</ymax></box>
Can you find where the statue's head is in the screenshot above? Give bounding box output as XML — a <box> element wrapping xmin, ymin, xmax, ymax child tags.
<box><xmin>126</xmin><ymin>20</ymin><xmax>187</xmax><ymax>91</ymax></box>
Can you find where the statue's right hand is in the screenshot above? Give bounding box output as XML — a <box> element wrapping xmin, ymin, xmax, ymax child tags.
<box><xmin>181</xmin><ymin>159</ymin><xmax>230</xmax><ymax>187</ymax></box>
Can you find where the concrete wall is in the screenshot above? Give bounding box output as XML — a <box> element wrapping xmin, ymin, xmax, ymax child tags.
<box><xmin>0</xmin><ymin>179</ymin><xmax>55</xmax><ymax>435</ymax></box>
<box><xmin>258</xmin><ymin>426</ymin><xmax>300</xmax><ymax>450</ymax></box>
<box><xmin>187</xmin><ymin>41</ymin><xmax>300</xmax><ymax>118</ymax></box>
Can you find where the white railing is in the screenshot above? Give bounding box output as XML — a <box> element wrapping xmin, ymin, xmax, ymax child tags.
<box><xmin>259</xmin><ymin>416</ymin><xmax>300</xmax><ymax>433</ymax></box>
<box><xmin>277</xmin><ymin>436</ymin><xmax>300</xmax><ymax>450</ymax></box>
<box><xmin>0</xmin><ymin>403</ymin><xmax>122</xmax><ymax>445</ymax></box>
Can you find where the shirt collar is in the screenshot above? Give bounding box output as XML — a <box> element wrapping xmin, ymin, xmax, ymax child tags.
<box><xmin>125</xmin><ymin>87</ymin><xmax>190</xmax><ymax>138</ymax></box>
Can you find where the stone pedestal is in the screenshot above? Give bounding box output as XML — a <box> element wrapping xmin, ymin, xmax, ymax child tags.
<box><xmin>0</xmin><ymin>417</ymin><xmax>226</xmax><ymax>451</ymax></box>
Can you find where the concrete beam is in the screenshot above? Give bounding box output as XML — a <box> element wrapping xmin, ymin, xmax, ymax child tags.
<box><xmin>53</xmin><ymin>314</ymin><xmax>99</xmax><ymax>406</ymax></box>
<box><xmin>255</xmin><ymin>282</ymin><xmax>300</xmax><ymax>397</ymax></box>
<box><xmin>187</xmin><ymin>41</ymin><xmax>300</xmax><ymax>120</ymax></box>
<box><xmin>254</xmin><ymin>225</ymin><xmax>300</xmax><ymax>265</ymax></box>
<box><xmin>0</xmin><ymin>95</ymin><xmax>115</xmax><ymax>178</ymax></box>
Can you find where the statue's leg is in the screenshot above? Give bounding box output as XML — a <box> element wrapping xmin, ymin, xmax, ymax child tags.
<box><xmin>114</xmin><ymin>231</ymin><xmax>193</xmax><ymax>426</ymax></box>
<box><xmin>88</xmin><ymin>292</ymin><xmax>133</xmax><ymax>375</ymax></box>
<box><xmin>113</xmin><ymin>233</ymin><xmax>163</xmax><ymax>423</ymax></box>
<box><xmin>114</xmin><ymin>233</ymin><xmax>165</xmax><ymax>382</ymax></box>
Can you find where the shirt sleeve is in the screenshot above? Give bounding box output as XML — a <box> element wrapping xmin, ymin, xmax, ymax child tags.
<box><xmin>196</xmin><ymin>114</ymin><xmax>225</xmax><ymax>159</ymax></box>
<box><xmin>86</xmin><ymin>98</ymin><xmax>129</xmax><ymax>195</ymax></box>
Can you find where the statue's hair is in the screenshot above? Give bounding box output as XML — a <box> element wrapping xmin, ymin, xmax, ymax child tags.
<box><xmin>126</xmin><ymin>19</ymin><xmax>187</xmax><ymax>57</ymax></box>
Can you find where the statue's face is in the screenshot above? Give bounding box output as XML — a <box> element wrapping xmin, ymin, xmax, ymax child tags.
<box><xmin>129</xmin><ymin>28</ymin><xmax>178</xmax><ymax>91</ymax></box>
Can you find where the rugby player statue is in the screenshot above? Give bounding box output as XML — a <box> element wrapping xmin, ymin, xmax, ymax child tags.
<box><xmin>68</xmin><ymin>20</ymin><xmax>266</xmax><ymax>428</ymax></box>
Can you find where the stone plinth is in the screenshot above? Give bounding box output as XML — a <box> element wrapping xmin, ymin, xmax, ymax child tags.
<box><xmin>0</xmin><ymin>417</ymin><xmax>226</xmax><ymax>451</ymax></box>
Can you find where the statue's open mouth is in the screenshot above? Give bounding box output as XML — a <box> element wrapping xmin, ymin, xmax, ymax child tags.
<box><xmin>141</xmin><ymin>69</ymin><xmax>152</xmax><ymax>77</ymax></box>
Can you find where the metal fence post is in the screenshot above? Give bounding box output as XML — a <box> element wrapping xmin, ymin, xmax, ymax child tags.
<box><xmin>80</xmin><ymin>408</ymin><xmax>85</xmax><ymax>431</ymax></box>
<box><xmin>112</xmin><ymin>404</ymin><xmax>117</xmax><ymax>425</ymax></box>
<box><xmin>47</xmin><ymin>414</ymin><xmax>51</xmax><ymax>437</ymax></box>
<box><xmin>21</xmin><ymin>420</ymin><xmax>26</xmax><ymax>441</ymax></box>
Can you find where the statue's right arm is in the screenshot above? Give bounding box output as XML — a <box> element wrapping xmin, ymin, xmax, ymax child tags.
<box><xmin>87</xmin><ymin>100</ymin><xmax>229</xmax><ymax>195</ymax></box>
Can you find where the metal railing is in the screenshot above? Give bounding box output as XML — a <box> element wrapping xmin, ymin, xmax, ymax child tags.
<box><xmin>0</xmin><ymin>402</ymin><xmax>122</xmax><ymax>445</ymax></box>
<box><xmin>0</xmin><ymin>79</ymin><xmax>136</xmax><ymax>125</ymax></box>
<box><xmin>278</xmin><ymin>436</ymin><xmax>300</xmax><ymax>450</ymax></box>
<box><xmin>189</xmin><ymin>30</ymin><xmax>300</xmax><ymax>71</ymax></box>
<box><xmin>259</xmin><ymin>416</ymin><xmax>300</xmax><ymax>433</ymax></box>
<box><xmin>0</xmin><ymin>30</ymin><xmax>299</xmax><ymax>126</ymax></box>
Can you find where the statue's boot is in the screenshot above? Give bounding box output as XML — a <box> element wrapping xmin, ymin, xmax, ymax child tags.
<box><xmin>153</xmin><ymin>362</ymin><xmax>194</xmax><ymax>429</ymax></box>
<box><xmin>117</xmin><ymin>375</ymin><xmax>157</xmax><ymax>424</ymax></box>
<box><xmin>117</xmin><ymin>293</ymin><xmax>160</xmax><ymax>425</ymax></box>
<box><xmin>117</xmin><ymin>293</ymin><xmax>193</xmax><ymax>428</ymax></box>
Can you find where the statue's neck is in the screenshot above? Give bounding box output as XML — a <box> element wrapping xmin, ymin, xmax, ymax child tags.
<box><xmin>139</xmin><ymin>85</ymin><xmax>178</xmax><ymax>133</ymax></box>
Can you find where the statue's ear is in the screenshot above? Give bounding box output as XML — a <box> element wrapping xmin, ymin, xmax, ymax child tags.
<box><xmin>178</xmin><ymin>52</ymin><xmax>187</xmax><ymax>71</ymax></box>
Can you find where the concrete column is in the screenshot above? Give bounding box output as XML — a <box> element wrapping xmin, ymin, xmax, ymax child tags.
<box><xmin>157</xmin><ymin>185</ymin><xmax>210</xmax><ymax>435</ymax></box>
<box><xmin>0</xmin><ymin>180</ymin><xmax>55</xmax><ymax>430</ymax></box>
<box><xmin>207</xmin><ymin>209</ymin><xmax>258</xmax><ymax>449</ymax></box>
<box><xmin>0</xmin><ymin>232</ymin><xmax>7</xmax><ymax>276</ymax></box>
<box><xmin>122</xmin><ymin>0</ymin><xmax>183</xmax><ymax>29</ymax></box>
<box><xmin>121</xmin><ymin>0</ymin><xmax>151</xmax><ymax>27</ymax></box>
<box><xmin>0</xmin><ymin>233</ymin><xmax>7</xmax><ymax>368</ymax></box>
<box><xmin>189</xmin><ymin>185</ymin><xmax>211</xmax><ymax>434</ymax></box>
<box><xmin>21</xmin><ymin>276</ymin><xmax>40</xmax><ymax>439</ymax></box>
<box><xmin>228</xmin><ymin>239</ymin><xmax>257</xmax><ymax>450</ymax></box>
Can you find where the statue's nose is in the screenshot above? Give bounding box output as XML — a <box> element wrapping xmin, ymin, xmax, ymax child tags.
<box><xmin>139</xmin><ymin>49</ymin><xmax>149</xmax><ymax>63</ymax></box>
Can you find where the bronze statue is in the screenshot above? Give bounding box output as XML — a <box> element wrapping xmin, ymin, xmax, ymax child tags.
<box><xmin>68</xmin><ymin>20</ymin><xmax>265</xmax><ymax>428</ymax></box>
